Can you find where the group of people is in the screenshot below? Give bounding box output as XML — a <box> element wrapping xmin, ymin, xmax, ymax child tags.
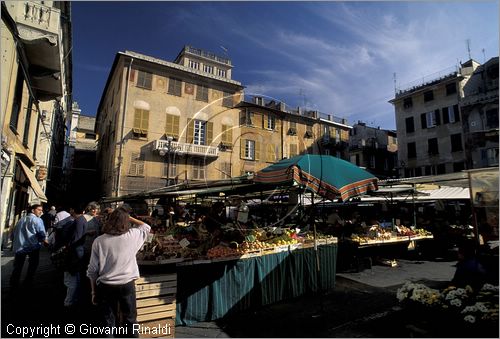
<box><xmin>9</xmin><ymin>202</ymin><xmax>151</xmax><ymax>337</ymax></box>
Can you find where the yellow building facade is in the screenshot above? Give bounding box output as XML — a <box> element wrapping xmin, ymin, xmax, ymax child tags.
<box><xmin>96</xmin><ymin>47</ymin><xmax>352</xmax><ymax>200</ymax></box>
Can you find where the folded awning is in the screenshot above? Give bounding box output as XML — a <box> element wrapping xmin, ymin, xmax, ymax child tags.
<box><xmin>18</xmin><ymin>160</ymin><xmax>48</xmax><ymax>202</ymax></box>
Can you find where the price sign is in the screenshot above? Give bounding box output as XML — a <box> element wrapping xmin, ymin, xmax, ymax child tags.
<box><xmin>179</xmin><ymin>238</ymin><xmax>190</xmax><ymax>248</ymax></box>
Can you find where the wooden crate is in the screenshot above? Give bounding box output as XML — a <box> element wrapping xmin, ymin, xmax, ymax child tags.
<box><xmin>135</xmin><ymin>273</ymin><xmax>176</xmax><ymax>338</ymax></box>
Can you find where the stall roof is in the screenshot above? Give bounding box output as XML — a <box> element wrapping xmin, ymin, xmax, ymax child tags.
<box><xmin>381</xmin><ymin>172</ymin><xmax>469</xmax><ymax>187</ymax></box>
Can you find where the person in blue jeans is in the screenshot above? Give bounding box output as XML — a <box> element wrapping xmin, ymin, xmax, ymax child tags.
<box><xmin>10</xmin><ymin>204</ymin><xmax>48</xmax><ymax>287</ymax></box>
<box><xmin>87</xmin><ymin>206</ymin><xmax>151</xmax><ymax>338</ymax></box>
<box><xmin>63</xmin><ymin>207</ymin><xmax>88</xmax><ymax>307</ymax></box>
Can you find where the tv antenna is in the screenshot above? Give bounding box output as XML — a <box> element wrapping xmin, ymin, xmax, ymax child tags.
<box><xmin>466</xmin><ymin>39</ymin><xmax>472</xmax><ymax>60</ymax></box>
<box><xmin>482</xmin><ymin>48</ymin><xmax>486</xmax><ymax>63</ymax></box>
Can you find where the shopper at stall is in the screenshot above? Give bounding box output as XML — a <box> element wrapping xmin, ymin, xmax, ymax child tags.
<box><xmin>87</xmin><ymin>206</ymin><xmax>151</xmax><ymax>337</ymax></box>
<box><xmin>10</xmin><ymin>204</ymin><xmax>48</xmax><ymax>287</ymax></box>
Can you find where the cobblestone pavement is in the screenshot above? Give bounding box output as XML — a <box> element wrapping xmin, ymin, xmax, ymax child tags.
<box><xmin>2</xmin><ymin>248</ymin><xmax>496</xmax><ymax>338</ymax></box>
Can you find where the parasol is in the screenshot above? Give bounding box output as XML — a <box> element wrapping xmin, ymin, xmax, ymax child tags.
<box><xmin>254</xmin><ymin>154</ymin><xmax>378</xmax><ymax>201</ymax></box>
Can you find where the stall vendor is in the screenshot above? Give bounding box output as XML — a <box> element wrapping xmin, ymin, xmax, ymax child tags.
<box><xmin>204</xmin><ymin>202</ymin><xmax>227</xmax><ymax>242</ymax></box>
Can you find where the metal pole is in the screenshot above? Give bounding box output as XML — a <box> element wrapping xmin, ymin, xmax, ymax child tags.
<box><xmin>166</xmin><ymin>138</ymin><xmax>171</xmax><ymax>187</ymax></box>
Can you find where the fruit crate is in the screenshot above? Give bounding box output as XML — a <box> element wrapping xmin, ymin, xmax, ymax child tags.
<box><xmin>135</xmin><ymin>273</ymin><xmax>176</xmax><ymax>338</ymax></box>
<box><xmin>289</xmin><ymin>243</ymin><xmax>302</xmax><ymax>251</ymax></box>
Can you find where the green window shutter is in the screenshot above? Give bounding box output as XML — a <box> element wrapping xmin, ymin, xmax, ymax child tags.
<box><xmin>187</xmin><ymin>120</ymin><xmax>194</xmax><ymax>143</ymax></box>
<box><xmin>173</xmin><ymin>115</ymin><xmax>179</xmax><ymax>139</ymax></box>
<box><xmin>166</xmin><ymin>114</ymin><xmax>179</xmax><ymax>138</ymax></box>
<box><xmin>206</xmin><ymin>121</ymin><xmax>213</xmax><ymax>145</ymax></box>
<box><xmin>255</xmin><ymin>141</ymin><xmax>260</xmax><ymax>160</ymax></box>
<box><xmin>141</xmin><ymin>110</ymin><xmax>149</xmax><ymax>133</ymax></box>
<box><xmin>227</xmin><ymin>127</ymin><xmax>233</xmax><ymax>145</ymax></box>
<box><xmin>221</xmin><ymin>125</ymin><xmax>228</xmax><ymax>143</ymax></box>
<box><xmin>240</xmin><ymin>139</ymin><xmax>246</xmax><ymax>159</ymax></box>
<box><xmin>166</xmin><ymin>114</ymin><xmax>173</xmax><ymax>135</ymax></box>
<box><xmin>266</xmin><ymin>144</ymin><xmax>274</xmax><ymax>162</ymax></box>
<box><xmin>134</xmin><ymin>109</ymin><xmax>142</xmax><ymax>129</ymax></box>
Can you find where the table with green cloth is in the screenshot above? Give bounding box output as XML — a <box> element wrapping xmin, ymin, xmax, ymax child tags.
<box><xmin>175</xmin><ymin>244</ymin><xmax>338</xmax><ymax>325</ymax></box>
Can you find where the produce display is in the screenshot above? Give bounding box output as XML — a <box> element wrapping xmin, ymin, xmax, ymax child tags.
<box><xmin>137</xmin><ymin>221</ymin><xmax>337</xmax><ymax>264</ymax></box>
<box><xmin>349</xmin><ymin>225</ymin><xmax>433</xmax><ymax>244</ymax></box>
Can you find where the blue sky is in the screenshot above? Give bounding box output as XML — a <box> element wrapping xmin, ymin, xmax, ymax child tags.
<box><xmin>72</xmin><ymin>1</ymin><xmax>499</xmax><ymax>130</ymax></box>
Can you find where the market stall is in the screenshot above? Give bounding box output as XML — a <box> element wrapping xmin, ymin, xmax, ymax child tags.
<box><xmin>102</xmin><ymin>155</ymin><xmax>379</xmax><ymax>327</ymax></box>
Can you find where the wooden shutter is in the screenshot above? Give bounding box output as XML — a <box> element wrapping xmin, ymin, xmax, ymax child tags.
<box><xmin>166</xmin><ymin>114</ymin><xmax>179</xmax><ymax>139</ymax></box>
<box><xmin>290</xmin><ymin>144</ymin><xmax>297</xmax><ymax>157</ymax></box>
<box><xmin>266</xmin><ymin>144</ymin><xmax>275</xmax><ymax>162</ymax></box>
<box><xmin>129</xmin><ymin>152</ymin><xmax>139</xmax><ymax>175</ymax></box>
<box><xmin>240</xmin><ymin>139</ymin><xmax>246</xmax><ymax>159</ymax></box>
<box><xmin>453</xmin><ymin>105</ymin><xmax>460</xmax><ymax>122</ymax></box>
<box><xmin>134</xmin><ymin>109</ymin><xmax>141</xmax><ymax>129</ymax></box>
<box><xmin>434</xmin><ymin>109</ymin><xmax>441</xmax><ymax>125</ymax></box>
<box><xmin>130</xmin><ymin>69</ymin><xmax>135</xmax><ymax>82</ymax></box>
<box><xmin>222</xmin><ymin>125</ymin><xmax>232</xmax><ymax>144</ymax></box>
<box><xmin>141</xmin><ymin>110</ymin><xmax>149</xmax><ymax>133</ymax></box>
<box><xmin>206</xmin><ymin>121</ymin><xmax>213</xmax><ymax>145</ymax></box>
<box><xmin>442</xmin><ymin>107</ymin><xmax>449</xmax><ymax>124</ymax></box>
<box><xmin>255</xmin><ymin>141</ymin><xmax>260</xmax><ymax>160</ymax></box>
<box><xmin>420</xmin><ymin>113</ymin><xmax>427</xmax><ymax>129</ymax></box>
<box><xmin>186</xmin><ymin>119</ymin><xmax>194</xmax><ymax>143</ymax></box>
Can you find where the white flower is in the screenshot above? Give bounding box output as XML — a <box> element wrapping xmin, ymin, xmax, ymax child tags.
<box><xmin>476</xmin><ymin>302</ymin><xmax>489</xmax><ymax>313</ymax></box>
<box><xmin>464</xmin><ymin>315</ymin><xmax>476</xmax><ymax>323</ymax></box>
<box><xmin>461</xmin><ymin>305</ymin><xmax>478</xmax><ymax>314</ymax></box>
<box><xmin>455</xmin><ymin>288</ymin><xmax>466</xmax><ymax>296</ymax></box>
<box><xmin>481</xmin><ymin>284</ymin><xmax>499</xmax><ymax>293</ymax></box>
<box><xmin>450</xmin><ymin>298</ymin><xmax>462</xmax><ymax>307</ymax></box>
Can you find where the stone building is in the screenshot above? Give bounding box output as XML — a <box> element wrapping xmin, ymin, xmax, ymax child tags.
<box><xmin>460</xmin><ymin>57</ymin><xmax>499</xmax><ymax>169</ymax></box>
<box><xmin>1</xmin><ymin>1</ymin><xmax>72</xmax><ymax>244</ymax></box>
<box><xmin>95</xmin><ymin>47</ymin><xmax>244</xmax><ymax>198</ymax></box>
<box><xmin>96</xmin><ymin>46</ymin><xmax>352</xmax><ymax>201</ymax></box>
<box><xmin>349</xmin><ymin>122</ymin><xmax>398</xmax><ymax>179</ymax></box>
<box><xmin>389</xmin><ymin>60</ymin><xmax>480</xmax><ymax>178</ymax></box>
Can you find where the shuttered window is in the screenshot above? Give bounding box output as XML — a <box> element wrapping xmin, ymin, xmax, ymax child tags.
<box><xmin>219</xmin><ymin>162</ymin><xmax>231</xmax><ymax>179</ymax></box>
<box><xmin>168</xmin><ymin>77</ymin><xmax>182</xmax><ymax>96</ymax></box>
<box><xmin>128</xmin><ymin>152</ymin><xmax>145</xmax><ymax>176</ymax></box>
<box><xmin>196</xmin><ymin>85</ymin><xmax>209</xmax><ymax>102</ymax></box>
<box><xmin>165</xmin><ymin>114</ymin><xmax>180</xmax><ymax>139</ymax></box>
<box><xmin>222</xmin><ymin>91</ymin><xmax>233</xmax><ymax>107</ymax></box>
<box><xmin>133</xmin><ymin>109</ymin><xmax>149</xmax><ymax>138</ymax></box>
<box><xmin>266</xmin><ymin>114</ymin><xmax>276</xmax><ymax>130</ymax></box>
<box><xmin>266</xmin><ymin>144</ymin><xmax>276</xmax><ymax>163</ymax></box>
<box><xmin>137</xmin><ymin>71</ymin><xmax>152</xmax><ymax>89</ymax></box>
<box><xmin>289</xmin><ymin>144</ymin><xmax>298</xmax><ymax>157</ymax></box>
<box><xmin>192</xmin><ymin>159</ymin><xmax>206</xmax><ymax>179</ymax></box>
<box><xmin>163</xmin><ymin>159</ymin><xmax>177</xmax><ymax>178</ymax></box>
<box><xmin>221</xmin><ymin>124</ymin><xmax>233</xmax><ymax>144</ymax></box>
<box><xmin>240</xmin><ymin>139</ymin><xmax>259</xmax><ymax>160</ymax></box>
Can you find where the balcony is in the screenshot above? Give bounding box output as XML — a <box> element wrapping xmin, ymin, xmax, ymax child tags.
<box><xmin>154</xmin><ymin>140</ymin><xmax>219</xmax><ymax>158</ymax></box>
<box><xmin>6</xmin><ymin>1</ymin><xmax>63</xmax><ymax>101</ymax></box>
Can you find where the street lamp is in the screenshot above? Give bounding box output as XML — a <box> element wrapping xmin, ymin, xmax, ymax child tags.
<box><xmin>160</xmin><ymin>136</ymin><xmax>173</xmax><ymax>186</ymax></box>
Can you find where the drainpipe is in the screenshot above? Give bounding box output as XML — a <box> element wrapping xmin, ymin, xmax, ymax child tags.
<box><xmin>115</xmin><ymin>57</ymin><xmax>133</xmax><ymax>198</ymax></box>
<box><xmin>280</xmin><ymin>117</ymin><xmax>284</xmax><ymax>159</ymax></box>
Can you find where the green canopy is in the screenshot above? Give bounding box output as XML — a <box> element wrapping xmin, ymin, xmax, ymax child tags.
<box><xmin>254</xmin><ymin>154</ymin><xmax>378</xmax><ymax>201</ymax></box>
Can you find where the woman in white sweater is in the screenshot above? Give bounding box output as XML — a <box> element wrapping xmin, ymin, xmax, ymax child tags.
<box><xmin>87</xmin><ymin>206</ymin><xmax>150</xmax><ymax>337</ymax></box>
